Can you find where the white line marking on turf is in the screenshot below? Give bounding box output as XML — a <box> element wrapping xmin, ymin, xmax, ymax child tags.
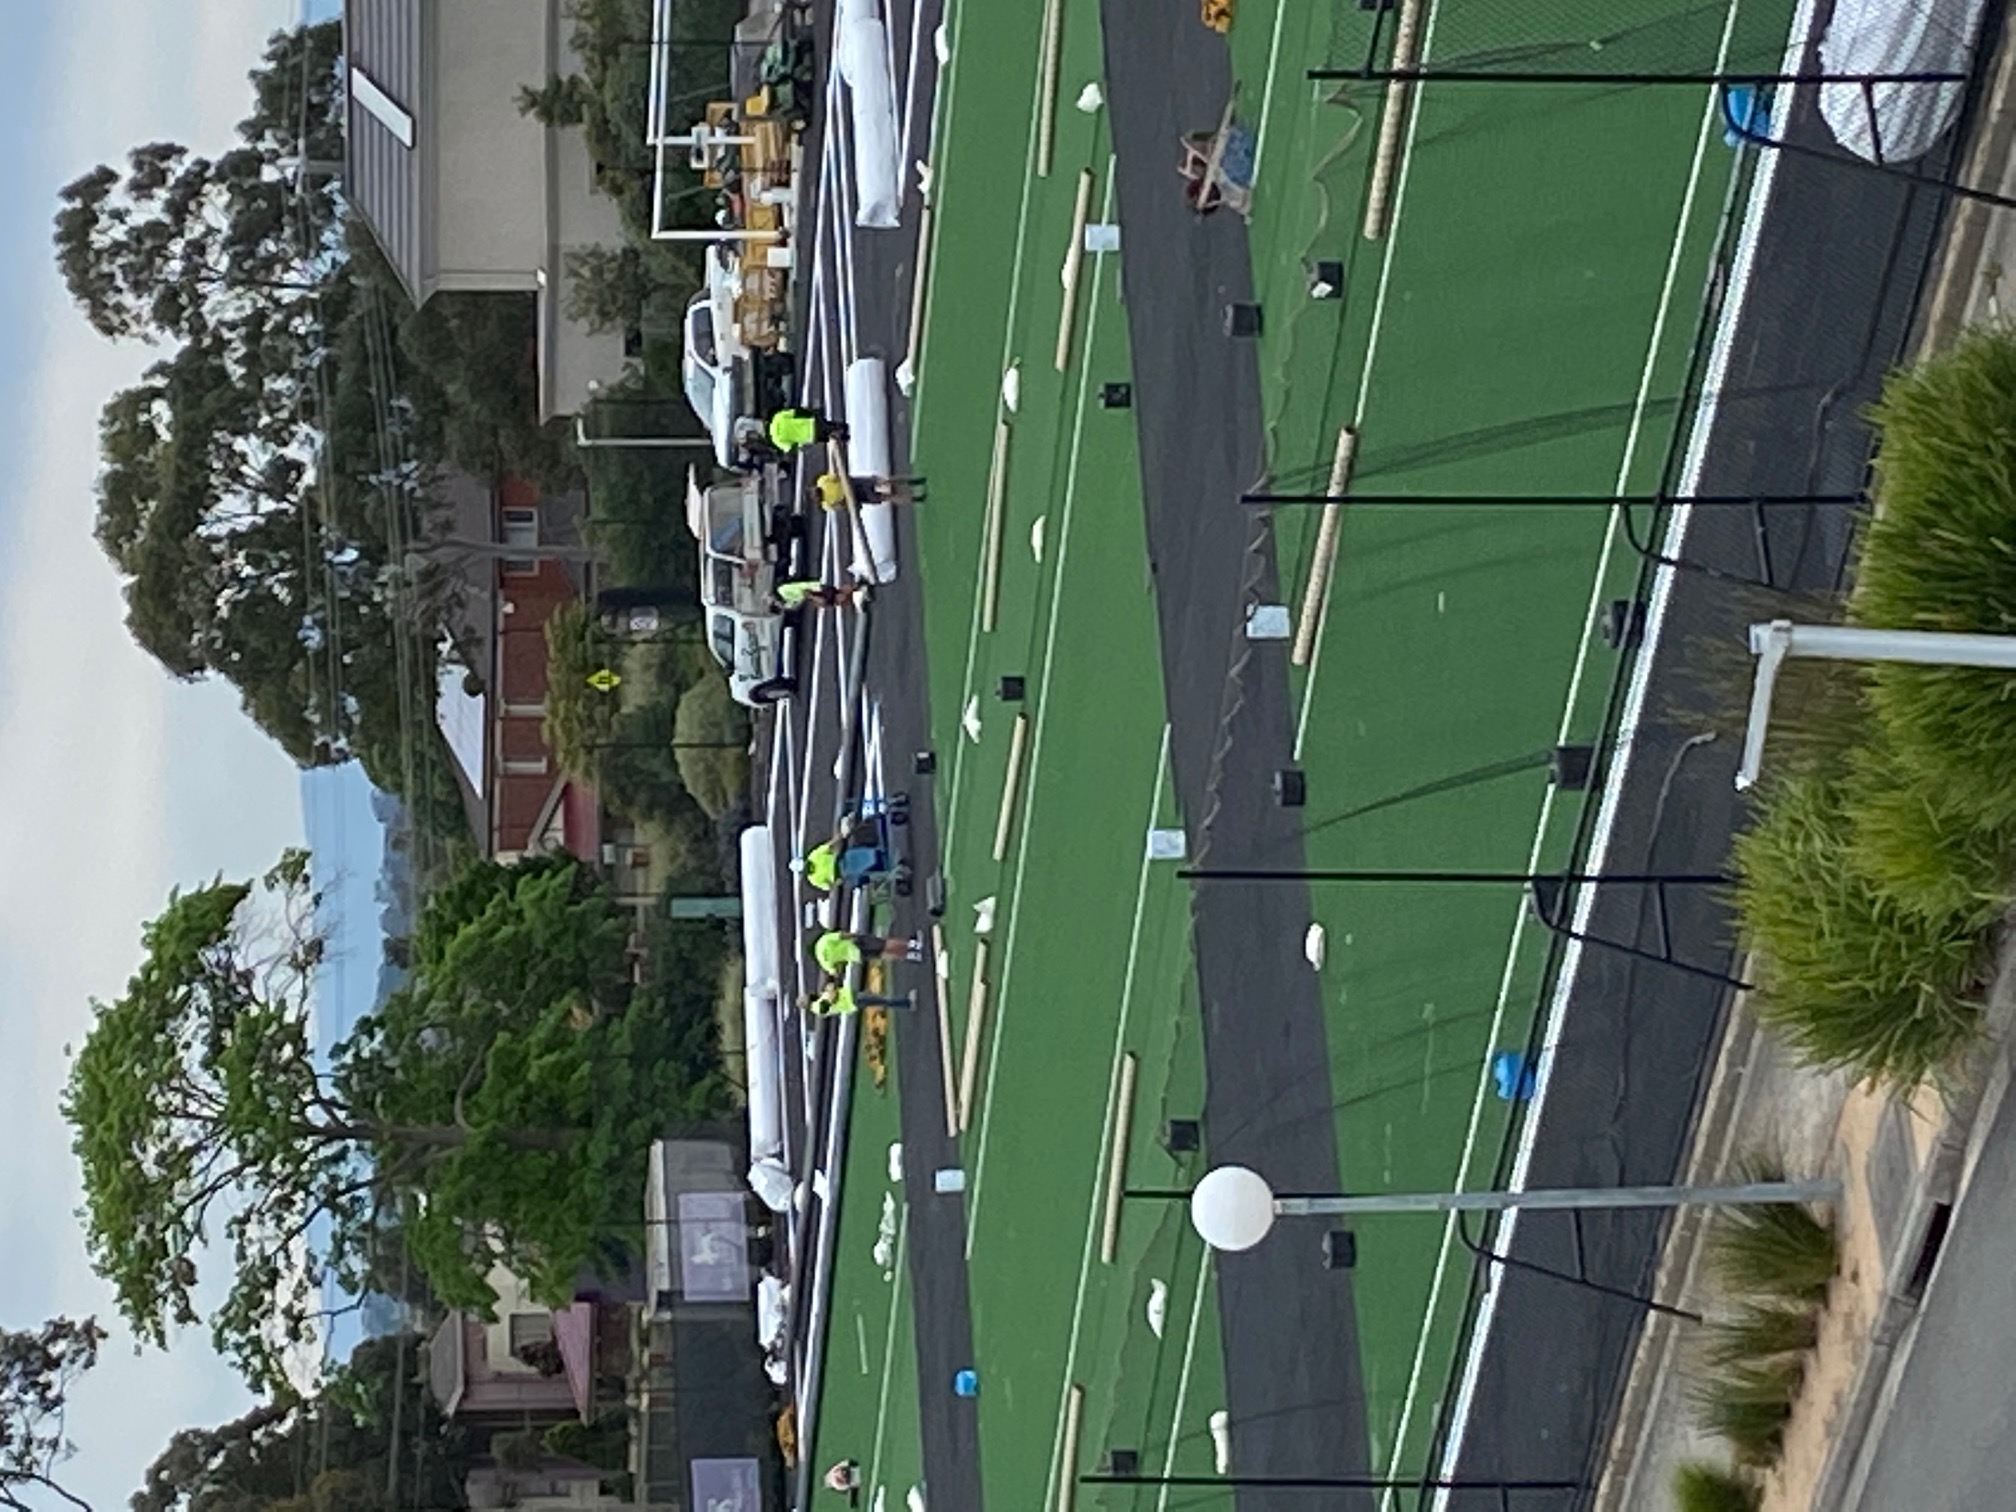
<box><xmin>1249</xmin><ymin>0</ymin><xmax>1292</xmax><ymax>188</ymax></box>
<box><xmin>1039</xmin><ymin>727</ymin><xmax>1175</xmax><ymax>1510</ymax></box>
<box><xmin>936</xmin><ymin>25</ymin><xmax>1068</xmax><ymax>872</ymax></box>
<box><xmin>1291</xmin><ymin>0</ymin><xmax>1444</xmax><ymax>761</ymax></box>
<box><xmin>1419</xmin><ymin>5</ymin><xmax>1782</xmax><ymax>1507</ymax></box>
<box><xmin>894</xmin><ymin>0</ymin><xmax>962</xmax><ymax>406</ymax></box>
<box><xmin>866</xmin><ymin>1206</ymin><xmax>911</xmax><ymax>1493</ymax></box>
<box><xmin>1156</xmin><ymin>1249</ymin><xmax>1213</xmax><ymax>1512</ymax></box>
<box><xmin>963</xmin><ymin>164</ymin><xmax>1118</xmax><ymax>1254</ymax></box>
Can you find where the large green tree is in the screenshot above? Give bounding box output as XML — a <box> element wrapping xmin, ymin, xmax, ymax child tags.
<box><xmin>132</xmin><ymin>1333</ymin><xmax>465</xmax><ymax>1512</ymax></box>
<box><xmin>65</xmin><ymin>851</ymin><xmax>717</xmax><ymax>1393</ymax></box>
<box><xmin>1</xmin><ymin>1317</ymin><xmax>102</xmax><ymax>1512</ymax></box>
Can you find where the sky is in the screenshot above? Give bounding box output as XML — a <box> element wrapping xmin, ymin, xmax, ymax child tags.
<box><xmin>0</xmin><ymin>2</ymin><xmax>343</xmax><ymax>1507</ymax></box>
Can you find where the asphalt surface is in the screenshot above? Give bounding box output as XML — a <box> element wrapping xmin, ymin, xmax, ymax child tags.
<box><xmin>1842</xmin><ymin>1075</ymin><xmax>2016</xmax><ymax>1512</ymax></box>
<box><xmin>1432</xmin><ymin>23</ymin><xmax>1987</xmax><ymax>1510</ymax></box>
<box><xmin>1099</xmin><ymin>4</ymin><xmax>1378</xmax><ymax>1507</ymax></box>
<box><xmin>771</xmin><ymin>0</ymin><xmax>986</xmax><ymax>1505</ymax></box>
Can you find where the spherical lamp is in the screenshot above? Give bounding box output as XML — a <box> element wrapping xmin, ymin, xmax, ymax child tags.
<box><xmin>1190</xmin><ymin>1165</ymin><xmax>1277</xmax><ymax>1252</ymax></box>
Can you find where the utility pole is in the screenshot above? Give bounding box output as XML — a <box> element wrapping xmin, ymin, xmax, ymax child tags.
<box><xmin>1240</xmin><ymin>490</ymin><xmax>1861</xmax><ymax>509</ymax></box>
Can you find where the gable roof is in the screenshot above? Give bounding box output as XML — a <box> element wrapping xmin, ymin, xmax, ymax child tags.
<box><xmin>343</xmin><ymin>0</ymin><xmax>428</xmax><ymax>302</ymax></box>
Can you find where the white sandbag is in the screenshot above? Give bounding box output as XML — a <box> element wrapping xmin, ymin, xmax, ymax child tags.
<box><xmin>748</xmin><ymin>1156</ymin><xmax>796</xmax><ymax>1212</ymax></box>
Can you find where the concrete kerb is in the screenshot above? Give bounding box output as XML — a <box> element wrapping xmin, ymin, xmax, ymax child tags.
<box><xmin>1592</xmin><ymin>992</ymin><xmax>1762</xmax><ymax>1512</ymax></box>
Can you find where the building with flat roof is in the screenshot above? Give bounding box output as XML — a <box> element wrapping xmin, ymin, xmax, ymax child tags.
<box><xmin>343</xmin><ymin>0</ymin><xmax>632</xmax><ymax>418</ymax></box>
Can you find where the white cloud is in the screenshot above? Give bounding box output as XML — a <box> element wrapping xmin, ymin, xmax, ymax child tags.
<box><xmin>0</xmin><ymin>1</ymin><xmax>310</xmax><ymax>1506</ymax></box>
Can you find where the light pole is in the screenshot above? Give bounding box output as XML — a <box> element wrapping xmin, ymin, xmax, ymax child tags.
<box><xmin>1240</xmin><ymin>489</ymin><xmax>1860</xmax><ymax>509</ymax></box>
<box><xmin>1179</xmin><ymin>868</ymin><xmax>1723</xmax><ymax>886</ymax></box>
<box><xmin>1737</xmin><ymin>619</ymin><xmax>2016</xmax><ymax>789</ymax></box>
<box><xmin>1182</xmin><ymin>1166</ymin><xmax>1839</xmax><ymax>1253</ymax></box>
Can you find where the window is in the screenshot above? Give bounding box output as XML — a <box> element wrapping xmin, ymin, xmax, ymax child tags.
<box><xmin>501</xmin><ymin>508</ymin><xmax>540</xmax><ymax>576</ymax></box>
<box><xmin>709</xmin><ymin>558</ymin><xmax>737</xmax><ymax>607</ymax></box>
<box><xmin>709</xmin><ymin>613</ymin><xmax>737</xmax><ymax>667</ymax></box>
<box><xmin>691</xmin><ymin>307</ymin><xmax>719</xmax><ymax>369</ymax></box>
<box><xmin>507</xmin><ymin>1312</ymin><xmax>563</xmax><ymax>1376</ymax></box>
<box><xmin>507</xmin><ymin>1312</ymin><xmax>554</xmax><ymax>1355</ymax></box>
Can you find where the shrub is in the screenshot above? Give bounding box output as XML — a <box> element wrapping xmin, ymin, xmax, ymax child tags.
<box><xmin>1692</xmin><ymin>1356</ymin><xmax>1803</xmax><ymax>1467</ymax></box>
<box><xmin>1672</xmin><ymin>1462</ymin><xmax>1760</xmax><ymax>1512</ymax></box>
<box><xmin>1856</xmin><ymin>327</ymin><xmax>2016</xmax><ymax>827</ymax></box>
<box><xmin>1735</xmin><ymin>772</ymin><xmax>1986</xmax><ymax>1086</ymax></box>
<box><xmin>673</xmin><ymin>674</ymin><xmax>751</xmax><ymax>819</ymax></box>
<box><xmin>1701</xmin><ymin>1303</ymin><xmax>1819</xmax><ymax>1370</ymax></box>
<box><xmin>1709</xmin><ymin>1195</ymin><xmax>1838</xmax><ymax>1306</ymax></box>
<box><xmin>1844</xmin><ymin>742</ymin><xmax>2014</xmax><ymax>927</ymax></box>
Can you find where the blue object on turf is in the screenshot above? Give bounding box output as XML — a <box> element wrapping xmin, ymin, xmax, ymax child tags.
<box><xmin>1220</xmin><ymin>125</ymin><xmax>1257</xmax><ymax>189</ymax></box>
<box><xmin>953</xmin><ymin>1369</ymin><xmax>980</xmax><ymax>1397</ymax></box>
<box><xmin>1491</xmin><ymin>1050</ymin><xmax>1537</xmax><ymax>1103</ymax></box>
<box><xmin>1721</xmin><ymin>85</ymin><xmax>1769</xmax><ymax>147</ymax></box>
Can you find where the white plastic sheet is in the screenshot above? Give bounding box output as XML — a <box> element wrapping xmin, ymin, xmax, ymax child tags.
<box><xmin>738</xmin><ymin>826</ymin><xmax>785</xmax><ymax>1166</ymax></box>
<box><xmin>844</xmin><ymin>358</ymin><xmax>900</xmax><ymax>584</ymax></box>
<box><xmin>838</xmin><ymin>1</ymin><xmax>902</xmax><ymax>229</ymax></box>
<box><xmin>1818</xmin><ymin>0</ymin><xmax>1984</xmax><ymax>164</ymax></box>
<box><xmin>748</xmin><ymin>1156</ymin><xmax>795</xmax><ymax>1212</ymax></box>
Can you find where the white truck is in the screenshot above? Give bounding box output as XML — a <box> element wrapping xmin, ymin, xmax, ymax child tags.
<box><xmin>681</xmin><ymin>277</ymin><xmax>798</xmax><ymax>469</ymax></box>
<box><xmin>686</xmin><ymin>469</ymin><xmax>802</xmax><ymax>705</ymax></box>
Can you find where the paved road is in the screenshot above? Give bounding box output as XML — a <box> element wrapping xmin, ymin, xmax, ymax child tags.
<box><xmin>1844</xmin><ymin>1075</ymin><xmax>2016</xmax><ymax>1512</ymax></box>
<box><xmin>769</xmin><ymin>0</ymin><xmax>986</xmax><ymax>1505</ymax></box>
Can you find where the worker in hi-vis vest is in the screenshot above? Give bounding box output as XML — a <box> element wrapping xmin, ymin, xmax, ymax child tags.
<box><xmin>766</xmin><ymin>405</ymin><xmax>847</xmax><ymax>454</ymax></box>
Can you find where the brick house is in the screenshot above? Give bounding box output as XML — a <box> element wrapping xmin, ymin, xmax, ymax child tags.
<box><xmin>432</xmin><ymin>470</ymin><xmax>660</xmax><ymax>909</ymax></box>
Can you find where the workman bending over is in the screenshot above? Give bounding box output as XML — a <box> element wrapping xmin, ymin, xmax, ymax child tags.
<box><xmin>768</xmin><ymin>405</ymin><xmax>847</xmax><ymax>454</ymax></box>
<box><xmin>773</xmin><ymin>579</ymin><xmax>866</xmax><ymax>612</ymax></box>
<box><xmin>814</xmin><ymin>929</ymin><xmax>917</xmax><ymax>976</ymax></box>
<box><xmin>794</xmin><ymin>824</ymin><xmax>883</xmax><ymax>890</ymax></box>
<box><xmin>805</xmin><ymin>978</ymin><xmax>917</xmax><ymax>1016</ymax></box>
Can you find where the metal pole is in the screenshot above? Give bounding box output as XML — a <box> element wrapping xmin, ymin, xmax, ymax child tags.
<box><xmin>1241</xmin><ymin>490</ymin><xmax>1861</xmax><ymax>508</ymax></box>
<box><xmin>1738</xmin><ymin>619</ymin><xmax>2016</xmax><ymax>789</ymax></box>
<box><xmin>573</xmin><ymin>425</ymin><xmax>715</xmax><ymax>451</ymax></box>
<box><xmin>1179</xmin><ymin>868</ymin><xmax>1726</xmax><ymax>885</ymax></box>
<box><xmin>1306</xmin><ymin>66</ymin><xmax>1965</xmax><ymax>87</ymax></box>
<box><xmin>1273</xmin><ymin>1179</ymin><xmax>1837</xmax><ymax>1216</ymax></box>
<box><xmin>1079</xmin><ymin>1472</ymin><xmax>1582</xmax><ymax>1492</ymax></box>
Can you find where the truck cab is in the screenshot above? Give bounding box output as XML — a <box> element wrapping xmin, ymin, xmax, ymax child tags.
<box><xmin>681</xmin><ymin>287</ymin><xmax>798</xmax><ymax>471</ymax></box>
<box><xmin>687</xmin><ymin>470</ymin><xmax>799</xmax><ymax>705</ymax></box>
